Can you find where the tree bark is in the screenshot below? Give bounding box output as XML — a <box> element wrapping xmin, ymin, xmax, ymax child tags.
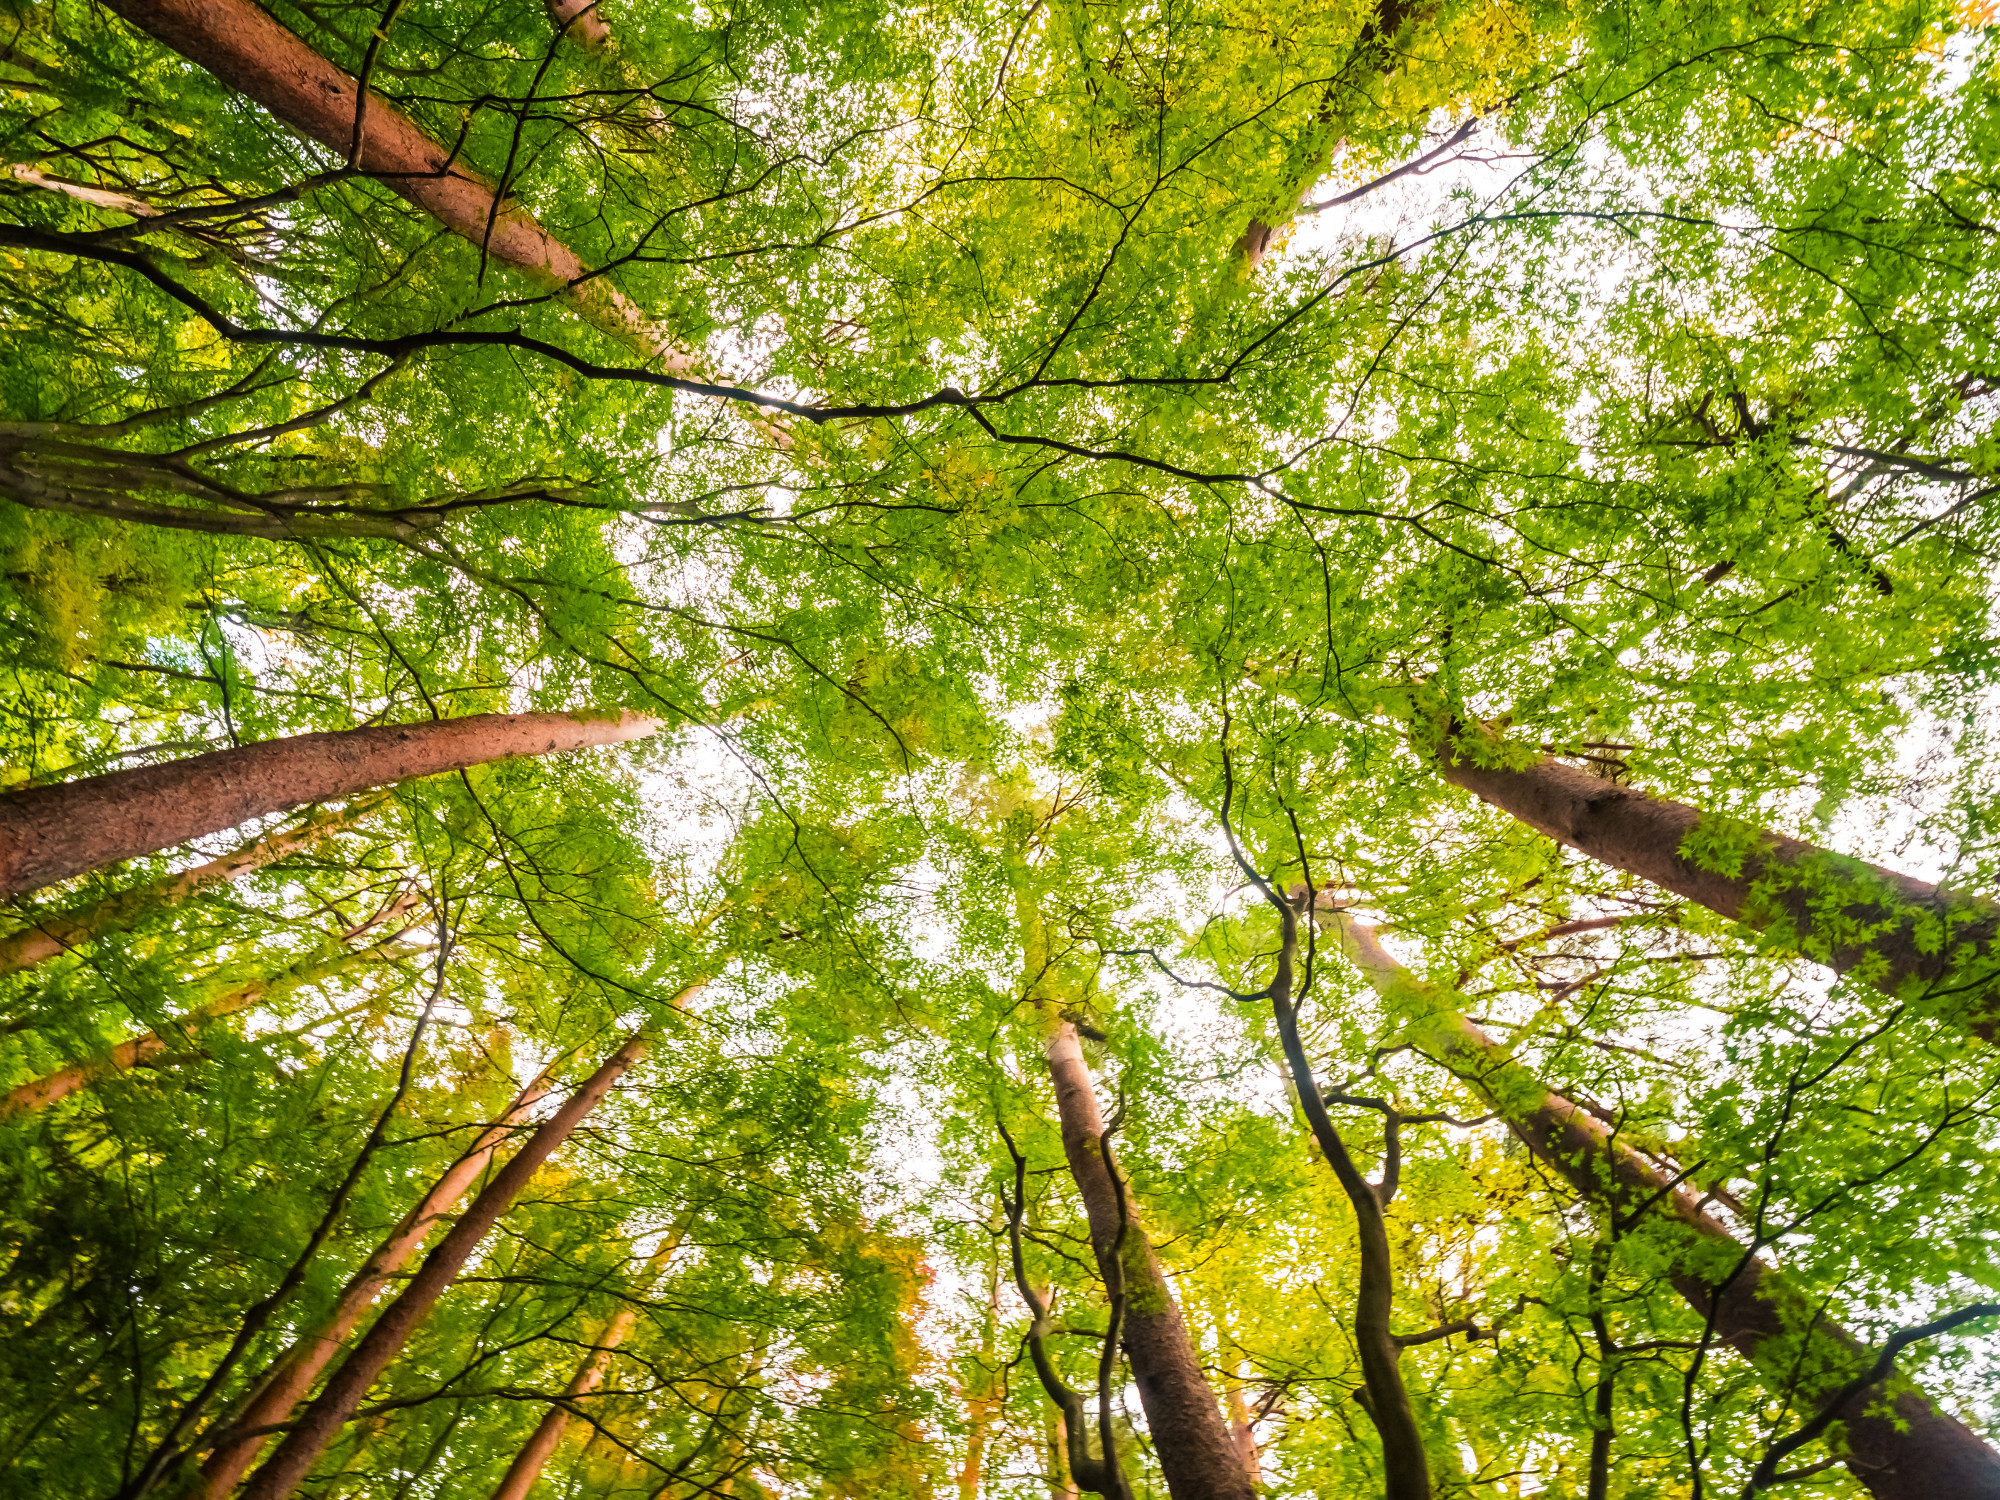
<box><xmin>1327</xmin><ymin>913</ymin><xmax>2000</xmax><ymax>1500</ymax></box>
<box><xmin>97</xmin><ymin>0</ymin><xmax>689</xmax><ymax>367</ymax></box>
<box><xmin>1224</xmin><ymin>1380</ymin><xmax>1262</xmax><ymax>1490</ymax></box>
<box><xmin>237</xmin><ymin>1026</ymin><xmax>652</xmax><ymax>1500</ymax></box>
<box><xmin>1044</xmin><ymin>1020</ymin><xmax>1256</xmax><ymax>1500</ymax></box>
<box><xmin>192</xmin><ymin>1064</ymin><xmax>556</xmax><ymax>1499</ymax></box>
<box><xmin>0</xmin><ymin>709</ymin><xmax>657</xmax><ymax>899</ymax></box>
<box><xmin>1265</xmin><ymin>899</ymin><xmax>1430</xmax><ymax>1500</ymax></box>
<box><xmin>0</xmin><ymin>797</ymin><xmax>383</xmax><ymax>975</ymax></box>
<box><xmin>0</xmin><ymin>940</ymin><xmax>408</xmax><ymax>1118</ymax></box>
<box><xmin>487</xmin><ymin>1226</ymin><xmax>684</xmax><ymax>1500</ymax></box>
<box><xmin>1432</xmin><ymin>731</ymin><xmax>1999</xmax><ymax>1043</ymax></box>
<box><xmin>545</xmin><ymin>0</ymin><xmax>611</xmax><ymax>47</ymax></box>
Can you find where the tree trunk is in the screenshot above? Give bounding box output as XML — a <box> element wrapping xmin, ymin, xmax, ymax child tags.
<box><xmin>192</xmin><ymin>1064</ymin><xmax>556</xmax><ymax>1499</ymax></box>
<box><xmin>487</xmin><ymin>1226</ymin><xmax>684</xmax><ymax>1500</ymax></box>
<box><xmin>0</xmin><ymin>940</ymin><xmax>409</xmax><ymax>1118</ymax></box>
<box><xmin>237</xmin><ymin>1027</ymin><xmax>653</xmax><ymax>1500</ymax></box>
<box><xmin>1224</xmin><ymin>1380</ymin><xmax>1262</xmax><ymax>1490</ymax></box>
<box><xmin>0</xmin><ymin>709</ymin><xmax>656</xmax><ymax>899</ymax></box>
<box><xmin>1263</xmin><ymin>895</ymin><xmax>1431</xmax><ymax>1500</ymax></box>
<box><xmin>1044</xmin><ymin>1020</ymin><xmax>1256</xmax><ymax>1500</ymax></box>
<box><xmin>1432</xmin><ymin>731</ymin><xmax>1999</xmax><ymax>1043</ymax></box>
<box><xmin>957</xmin><ymin>1225</ymin><xmax>1004</xmax><ymax>1500</ymax></box>
<box><xmin>1327</xmin><ymin>913</ymin><xmax>2000</xmax><ymax>1500</ymax></box>
<box><xmin>96</xmin><ymin>0</ymin><xmax>688</xmax><ymax>367</ymax></box>
<box><xmin>0</xmin><ymin>797</ymin><xmax>383</xmax><ymax>975</ymax></box>
<box><xmin>545</xmin><ymin>0</ymin><xmax>611</xmax><ymax>47</ymax></box>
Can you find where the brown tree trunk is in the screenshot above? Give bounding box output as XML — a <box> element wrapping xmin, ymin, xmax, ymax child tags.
<box><xmin>0</xmin><ymin>797</ymin><xmax>383</xmax><ymax>975</ymax></box>
<box><xmin>96</xmin><ymin>0</ymin><xmax>688</xmax><ymax>366</ymax></box>
<box><xmin>1044</xmin><ymin>1020</ymin><xmax>1256</xmax><ymax>1500</ymax></box>
<box><xmin>1328</xmin><ymin>914</ymin><xmax>2000</xmax><ymax>1500</ymax></box>
<box><xmin>1433</xmin><ymin>732</ymin><xmax>1999</xmax><ymax>1043</ymax></box>
<box><xmin>0</xmin><ymin>940</ymin><xmax>409</xmax><ymax>1117</ymax></box>
<box><xmin>487</xmin><ymin>1226</ymin><xmax>684</xmax><ymax>1500</ymax></box>
<box><xmin>0</xmin><ymin>709</ymin><xmax>656</xmax><ymax>899</ymax></box>
<box><xmin>545</xmin><ymin>0</ymin><xmax>611</xmax><ymax>47</ymax></box>
<box><xmin>1266</xmin><ymin>900</ymin><xmax>1431</xmax><ymax>1500</ymax></box>
<box><xmin>192</xmin><ymin>1064</ymin><xmax>556</xmax><ymax>1499</ymax></box>
<box><xmin>237</xmin><ymin>1027</ymin><xmax>652</xmax><ymax>1500</ymax></box>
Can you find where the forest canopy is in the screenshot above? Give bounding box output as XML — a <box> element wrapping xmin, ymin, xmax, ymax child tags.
<box><xmin>2</xmin><ymin>0</ymin><xmax>1999</xmax><ymax>1495</ymax></box>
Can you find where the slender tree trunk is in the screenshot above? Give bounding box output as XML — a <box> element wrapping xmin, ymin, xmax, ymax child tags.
<box><xmin>1224</xmin><ymin>1379</ymin><xmax>1263</xmax><ymax>1490</ymax></box>
<box><xmin>487</xmin><ymin>1225</ymin><xmax>685</xmax><ymax>1500</ymax></box>
<box><xmin>237</xmin><ymin>1027</ymin><xmax>653</xmax><ymax>1500</ymax></box>
<box><xmin>0</xmin><ymin>709</ymin><xmax>656</xmax><ymax>899</ymax></box>
<box><xmin>0</xmin><ymin>797</ymin><xmax>383</xmax><ymax>975</ymax></box>
<box><xmin>1327</xmin><ymin>913</ymin><xmax>2000</xmax><ymax>1500</ymax></box>
<box><xmin>0</xmin><ymin>940</ymin><xmax>408</xmax><ymax>1118</ymax></box>
<box><xmin>1048</xmin><ymin>1408</ymin><xmax>1082</xmax><ymax>1500</ymax></box>
<box><xmin>1044</xmin><ymin>1020</ymin><xmax>1257</xmax><ymax>1500</ymax></box>
<box><xmin>958</xmin><ymin>1223</ymin><xmax>1004</xmax><ymax>1500</ymax></box>
<box><xmin>1266</xmin><ymin>903</ymin><xmax>1430</xmax><ymax>1500</ymax></box>
<box><xmin>96</xmin><ymin>0</ymin><xmax>688</xmax><ymax>367</ymax></box>
<box><xmin>192</xmin><ymin>1065</ymin><xmax>556</xmax><ymax>1499</ymax></box>
<box><xmin>1432</xmin><ymin>731</ymin><xmax>1999</xmax><ymax>1043</ymax></box>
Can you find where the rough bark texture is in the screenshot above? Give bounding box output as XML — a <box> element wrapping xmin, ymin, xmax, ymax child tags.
<box><xmin>1044</xmin><ymin>1020</ymin><xmax>1256</xmax><ymax>1500</ymax></box>
<box><xmin>97</xmin><ymin>0</ymin><xmax>687</xmax><ymax>365</ymax></box>
<box><xmin>0</xmin><ymin>941</ymin><xmax>402</xmax><ymax>1118</ymax></box>
<box><xmin>0</xmin><ymin>797</ymin><xmax>381</xmax><ymax>975</ymax></box>
<box><xmin>1435</xmin><ymin>734</ymin><xmax>2000</xmax><ymax>1043</ymax></box>
<box><xmin>487</xmin><ymin>1228</ymin><xmax>681</xmax><ymax>1500</ymax></box>
<box><xmin>1331</xmin><ymin>916</ymin><xmax>2000</xmax><ymax>1500</ymax></box>
<box><xmin>0</xmin><ymin>709</ymin><xmax>657</xmax><ymax>899</ymax></box>
<box><xmin>194</xmin><ymin>1067</ymin><xmax>555</xmax><ymax>1499</ymax></box>
<box><xmin>238</xmin><ymin>1028</ymin><xmax>652</xmax><ymax>1500</ymax></box>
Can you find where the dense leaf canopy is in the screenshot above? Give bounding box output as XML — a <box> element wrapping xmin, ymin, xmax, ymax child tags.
<box><xmin>2</xmin><ymin>0</ymin><xmax>1998</xmax><ymax>1494</ymax></box>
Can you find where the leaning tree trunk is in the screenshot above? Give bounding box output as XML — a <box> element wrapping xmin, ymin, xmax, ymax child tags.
<box><xmin>237</xmin><ymin>1027</ymin><xmax>653</xmax><ymax>1500</ymax></box>
<box><xmin>0</xmin><ymin>939</ymin><xmax>410</xmax><ymax>1118</ymax></box>
<box><xmin>1431</xmin><ymin>727</ymin><xmax>1999</xmax><ymax>1044</ymax></box>
<box><xmin>0</xmin><ymin>796</ymin><xmax>383</xmax><ymax>975</ymax></box>
<box><xmin>1327</xmin><ymin>913</ymin><xmax>2000</xmax><ymax>1500</ymax></box>
<box><xmin>487</xmin><ymin>1223</ymin><xmax>686</xmax><ymax>1500</ymax></box>
<box><xmin>0</xmin><ymin>709</ymin><xmax>656</xmax><ymax>899</ymax></box>
<box><xmin>1044</xmin><ymin>1019</ymin><xmax>1257</xmax><ymax>1500</ymax></box>
<box><xmin>545</xmin><ymin>0</ymin><xmax>611</xmax><ymax>46</ymax></box>
<box><xmin>192</xmin><ymin>1064</ymin><xmax>556</xmax><ymax>1499</ymax></box>
<box><xmin>97</xmin><ymin>0</ymin><xmax>689</xmax><ymax>367</ymax></box>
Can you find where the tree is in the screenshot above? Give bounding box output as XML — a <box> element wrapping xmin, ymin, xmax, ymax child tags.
<box><xmin>2</xmin><ymin>0</ymin><xmax>1998</xmax><ymax>1492</ymax></box>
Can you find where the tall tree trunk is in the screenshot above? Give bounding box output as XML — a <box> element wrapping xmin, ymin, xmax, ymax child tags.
<box><xmin>1265</xmin><ymin>899</ymin><xmax>1430</xmax><ymax>1500</ymax></box>
<box><xmin>958</xmin><ymin>1222</ymin><xmax>1004</xmax><ymax>1500</ymax></box>
<box><xmin>1431</xmin><ymin>729</ymin><xmax>1999</xmax><ymax>1043</ymax></box>
<box><xmin>96</xmin><ymin>0</ymin><xmax>689</xmax><ymax>367</ymax></box>
<box><xmin>237</xmin><ymin>1027</ymin><xmax>653</xmax><ymax>1500</ymax></box>
<box><xmin>486</xmin><ymin>1225</ymin><xmax>686</xmax><ymax>1500</ymax></box>
<box><xmin>1326</xmin><ymin>913</ymin><xmax>2000</xmax><ymax>1500</ymax></box>
<box><xmin>0</xmin><ymin>709</ymin><xmax>656</xmax><ymax>899</ymax></box>
<box><xmin>1224</xmin><ymin>1379</ymin><xmax>1263</xmax><ymax>1490</ymax></box>
<box><xmin>0</xmin><ymin>796</ymin><xmax>383</xmax><ymax>976</ymax></box>
<box><xmin>1043</xmin><ymin>1019</ymin><xmax>1257</xmax><ymax>1500</ymax></box>
<box><xmin>191</xmin><ymin>1064</ymin><xmax>556</xmax><ymax>1499</ymax></box>
<box><xmin>1007</xmin><ymin>848</ymin><xmax>1251</xmax><ymax>1500</ymax></box>
<box><xmin>0</xmin><ymin>940</ymin><xmax>409</xmax><ymax>1118</ymax></box>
